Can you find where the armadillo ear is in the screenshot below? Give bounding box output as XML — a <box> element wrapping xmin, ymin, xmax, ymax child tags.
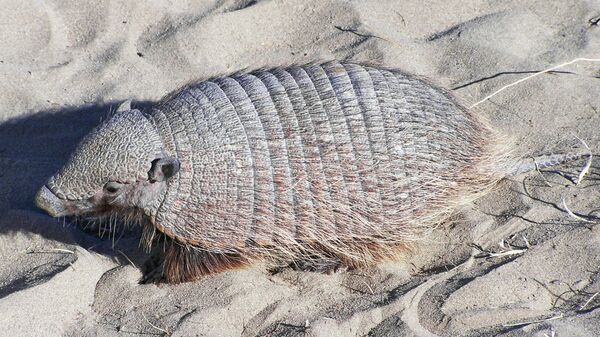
<box><xmin>117</xmin><ymin>99</ymin><xmax>132</xmax><ymax>113</ymax></box>
<box><xmin>148</xmin><ymin>157</ymin><xmax>180</xmax><ymax>182</ymax></box>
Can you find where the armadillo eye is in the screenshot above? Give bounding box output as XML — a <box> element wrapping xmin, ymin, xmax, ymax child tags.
<box><xmin>104</xmin><ymin>182</ymin><xmax>122</xmax><ymax>194</ymax></box>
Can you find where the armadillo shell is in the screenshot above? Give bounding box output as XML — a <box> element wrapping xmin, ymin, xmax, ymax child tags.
<box><xmin>149</xmin><ymin>61</ymin><xmax>508</xmax><ymax>261</ymax></box>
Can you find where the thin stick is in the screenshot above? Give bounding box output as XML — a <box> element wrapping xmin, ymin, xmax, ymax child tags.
<box><xmin>116</xmin><ymin>249</ymin><xmax>138</xmax><ymax>269</ymax></box>
<box><xmin>482</xmin><ymin>249</ymin><xmax>527</xmax><ymax>258</ymax></box>
<box><xmin>573</xmin><ymin>136</ymin><xmax>592</xmax><ymax>185</ymax></box>
<box><xmin>562</xmin><ymin>198</ymin><xmax>594</xmax><ymax>223</ymax></box>
<box><xmin>361</xmin><ymin>280</ymin><xmax>375</xmax><ymax>295</ymax></box>
<box><xmin>534</xmin><ymin>158</ymin><xmax>553</xmax><ymax>187</ymax></box>
<box><xmin>472</xmin><ymin>242</ymin><xmax>527</xmax><ymax>258</ymax></box>
<box><xmin>579</xmin><ymin>291</ymin><xmax>599</xmax><ymax>311</ymax></box>
<box><xmin>522</xmin><ymin>235</ymin><xmax>531</xmax><ymax>248</ymax></box>
<box><xmin>470</xmin><ymin>58</ymin><xmax>600</xmax><ymax>108</ymax></box>
<box><xmin>27</xmin><ymin>248</ymin><xmax>76</xmax><ymax>254</ymax></box>
<box><xmin>142</xmin><ymin>312</ymin><xmax>170</xmax><ymax>335</ymax></box>
<box><xmin>502</xmin><ymin>313</ymin><xmax>564</xmax><ymax>327</ymax></box>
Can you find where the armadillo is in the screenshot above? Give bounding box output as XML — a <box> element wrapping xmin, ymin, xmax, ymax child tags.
<box><xmin>35</xmin><ymin>61</ymin><xmax>585</xmax><ymax>283</ymax></box>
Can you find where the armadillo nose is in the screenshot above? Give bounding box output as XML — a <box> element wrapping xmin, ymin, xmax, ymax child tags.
<box><xmin>35</xmin><ymin>185</ymin><xmax>66</xmax><ymax>217</ymax></box>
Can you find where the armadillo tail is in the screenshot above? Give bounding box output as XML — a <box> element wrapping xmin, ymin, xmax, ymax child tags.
<box><xmin>508</xmin><ymin>151</ymin><xmax>592</xmax><ymax>177</ymax></box>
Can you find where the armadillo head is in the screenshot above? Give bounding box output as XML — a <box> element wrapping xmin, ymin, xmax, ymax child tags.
<box><xmin>35</xmin><ymin>100</ymin><xmax>180</xmax><ymax>223</ymax></box>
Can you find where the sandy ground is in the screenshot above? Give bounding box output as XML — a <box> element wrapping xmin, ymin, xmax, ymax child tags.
<box><xmin>1</xmin><ymin>0</ymin><xmax>600</xmax><ymax>336</ymax></box>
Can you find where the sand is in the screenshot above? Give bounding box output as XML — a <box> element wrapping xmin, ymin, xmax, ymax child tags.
<box><xmin>1</xmin><ymin>0</ymin><xmax>600</xmax><ymax>336</ymax></box>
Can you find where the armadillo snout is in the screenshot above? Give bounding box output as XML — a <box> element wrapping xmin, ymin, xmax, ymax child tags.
<box><xmin>35</xmin><ymin>185</ymin><xmax>67</xmax><ymax>217</ymax></box>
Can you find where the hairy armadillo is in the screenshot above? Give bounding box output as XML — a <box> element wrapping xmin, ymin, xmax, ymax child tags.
<box><xmin>34</xmin><ymin>61</ymin><xmax>583</xmax><ymax>283</ymax></box>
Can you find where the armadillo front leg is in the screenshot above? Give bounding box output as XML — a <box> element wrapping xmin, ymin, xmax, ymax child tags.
<box><xmin>163</xmin><ymin>240</ymin><xmax>248</xmax><ymax>283</ymax></box>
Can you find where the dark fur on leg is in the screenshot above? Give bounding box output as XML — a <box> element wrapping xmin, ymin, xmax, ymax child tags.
<box><xmin>270</xmin><ymin>240</ymin><xmax>409</xmax><ymax>275</ymax></box>
<box><xmin>163</xmin><ymin>239</ymin><xmax>248</xmax><ymax>284</ymax></box>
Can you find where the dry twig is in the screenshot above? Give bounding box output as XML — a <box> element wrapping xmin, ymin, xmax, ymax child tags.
<box><xmin>471</xmin><ymin>58</ymin><xmax>600</xmax><ymax>108</ymax></box>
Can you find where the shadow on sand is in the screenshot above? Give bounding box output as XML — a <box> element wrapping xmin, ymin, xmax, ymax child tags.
<box><xmin>0</xmin><ymin>101</ymin><xmax>154</xmax><ymax>253</ymax></box>
<box><xmin>0</xmin><ymin>102</ymin><xmax>161</xmax><ymax>297</ymax></box>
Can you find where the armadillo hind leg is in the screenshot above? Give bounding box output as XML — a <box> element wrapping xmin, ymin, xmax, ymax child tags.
<box><xmin>162</xmin><ymin>240</ymin><xmax>248</xmax><ymax>283</ymax></box>
<box><xmin>508</xmin><ymin>151</ymin><xmax>592</xmax><ymax>177</ymax></box>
